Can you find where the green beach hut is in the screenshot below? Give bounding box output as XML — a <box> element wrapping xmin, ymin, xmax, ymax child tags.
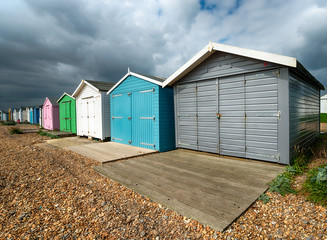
<box><xmin>57</xmin><ymin>93</ymin><xmax>77</xmax><ymax>133</ymax></box>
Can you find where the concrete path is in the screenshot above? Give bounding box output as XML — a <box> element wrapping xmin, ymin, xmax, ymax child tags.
<box><xmin>67</xmin><ymin>142</ymin><xmax>158</xmax><ymax>163</ymax></box>
<box><xmin>94</xmin><ymin>149</ymin><xmax>284</xmax><ymax>231</ymax></box>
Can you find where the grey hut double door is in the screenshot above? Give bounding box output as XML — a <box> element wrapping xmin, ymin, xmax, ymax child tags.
<box><xmin>176</xmin><ymin>69</ymin><xmax>279</xmax><ymax>162</ymax></box>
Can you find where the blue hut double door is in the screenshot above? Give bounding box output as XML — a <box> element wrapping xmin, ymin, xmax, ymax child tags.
<box><xmin>112</xmin><ymin>89</ymin><xmax>155</xmax><ymax>149</ymax></box>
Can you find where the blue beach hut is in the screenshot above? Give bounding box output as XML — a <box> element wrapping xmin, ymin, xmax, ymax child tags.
<box><xmin>29</xmin><ymin>106</ymin><xmax>40</xmax><ymax>124</ymax></box>
<box><xmin>108</xmin><ymin>71</ymin><xmax>175</xmax><ymax>152</ymax></box>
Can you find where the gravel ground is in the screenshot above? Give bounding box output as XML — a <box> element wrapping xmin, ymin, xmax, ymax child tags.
<box><xmin>0</xmin><ymin>124</ymin><xmax>326</xmax><ymax>239</ymax></box>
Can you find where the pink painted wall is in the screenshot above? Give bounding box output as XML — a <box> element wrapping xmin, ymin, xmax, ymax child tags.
<box><xmin>43</xmin><ymin>98</ymin><xmax>60</xmax><ymax>131</ymax></box>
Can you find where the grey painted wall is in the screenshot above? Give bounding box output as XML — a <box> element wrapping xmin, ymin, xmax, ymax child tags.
<box><xmin>289</xmin><ymin>71</ymin><xmax>320</xmax><ymax>161</ymax></box>
<box><xmin>173</xmin><ymin>51</ymin><xmax>320</xmax><ymax>164</ymax></box>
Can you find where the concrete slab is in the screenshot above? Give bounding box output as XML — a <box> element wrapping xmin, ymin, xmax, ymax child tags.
<box><xmin>46</xmin><ymin>136</ymin><xmax>95</xmax><ymax>148</ymax></box>
<box><xmin>67</xmin><ymin>142</ymin><xmax>158</xmax><ymax>163</ymax></box>
<box><xmin>94</xmin><ymin>149</ymin><xmax>284</xmax><ymax>231</ymax></box>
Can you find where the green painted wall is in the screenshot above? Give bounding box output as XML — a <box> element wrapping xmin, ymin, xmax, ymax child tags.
<box><xmin>58</xmin><ymin>94</ymin><xmax>77</xmax><ymax>133</ymax></box>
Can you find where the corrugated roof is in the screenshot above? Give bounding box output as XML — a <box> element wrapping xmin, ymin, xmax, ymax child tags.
<box><xmin>85</xmin><ymin>80</ymin><xmax>116</xmax><ymax>91</ymax></box>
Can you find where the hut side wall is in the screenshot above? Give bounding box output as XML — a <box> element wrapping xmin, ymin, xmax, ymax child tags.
<box><xmin>289</xmin><ymin>71</ymin><xmax>320</xmax><ymax>161</ymax></box>
<box><xmin>53</xmin><ymin>105</ymin><xmax>60</xmax><ymax>130</ymax></box>
<box><xmin>159</xmin><ymin>87</ymin><xmax>176</xmax><ymax>152</ymax></box>
<box><xmin>101</xmin><ymin>91</ymin><xmax>111</xmax><ymax>139</ymax></box>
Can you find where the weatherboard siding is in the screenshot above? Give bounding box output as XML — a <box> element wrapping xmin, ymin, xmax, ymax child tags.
<box><xmin>102</xmin><ymin>92</ymin><xmax>111</xmax><ymax>139</ymax></box>
<box><xmin>289</xmin><ymin>72</ymin><xmax>320</xmax><ymax>160</ymax></box>
<box><xmin>159</xmin><ymin>87</ymin><xmax>176</xmax><ymax>152</ymax></box>
<box><xmin>179</xmin><ymin>52</ymin><xmax>278</xmax><ymax>84</ymax></box>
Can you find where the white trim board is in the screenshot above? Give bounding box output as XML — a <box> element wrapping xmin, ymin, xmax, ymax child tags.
<box><xmin>162</xmin><ymin>42</ymin><xmax>297</xmax><ymax>87</ymax></box>
<box><xmin>57</xmin><ymin>92</ymin><xmax>75</xmax><ymax>103</ymax></box>
<box><xmin>107</xmin><ymin>71</ymin><xmax>164</xmax><ymax>94</ymax></box>
<box><xmin>72</xmin><ymin>79</ymin><xmax>100</xmax><ymax>97</ymax></box>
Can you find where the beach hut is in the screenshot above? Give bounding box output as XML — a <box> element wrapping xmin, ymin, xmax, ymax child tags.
<box><xmin>26</xmin><ymin>107</ymin><xmax>31</xmax><ymax>122</ymax></box>
<box><xmin>13</xmin><ymin>108</ymin><xmax>20</xmax><ymax>122</ymax></box>
<box><xmin>8</xmin><ymin>108</ymin><xmax>12</xmax><ymax>121</ymax></box>
<box><xmin>29</xmin><ymin>107</ymin><xmax>34</xmax><ymax>124</ymax></box>
<box><xmin>2</xmin><ymin>112</ymin><xmax>8</xmax><ymax>121</ymax></box>
<box><xmin>108</xmin><ymin>71</ymin><xmax>175</xmax><ymax>152</ymax></box>
<box><xmin>29</xmin><ymin>106</ymin><xmax>40</xmax><ymax>124</ymax></box>
<box><xmin>43</xmin><ymin>98</ymin><xmax>60</xmax><ymax>131</ymax></box>
<box><xmin>39</xmin><ymin>105</ymin><xmax>43</xmax><ymax>128</ymax></box>
<box><xmin>321</xmin><ymin>94</ymin><xmax>327</xmax><ymax>113</ymax></box>
<box><xmin>57</xmin><ymin>93</ymin><xmax>77</xmax><ymax>133</ymax></box>
<box><xmin>162</xmin><ymin>42</ymin><xmax>324</xmax><ymax>164</ymax></box>
<box><xmin>19</xmin><ymin>107</ymin><xmax>28</xmax><ymax>122</ymax></box>
<box><xmin>72</xmin><ymin>79</ymin><xmax>115</xmax><ymax>140</ymax></box>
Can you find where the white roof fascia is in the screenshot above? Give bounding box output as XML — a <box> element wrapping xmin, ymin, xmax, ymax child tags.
<box><xmin>72</xmin><ymin>79</ymin><xmax>99</xmax><ymax>97</ymax></box>
<box><xmin>107</xmin><ymin>72</ymin><xmax>130</xmax><ymax>95</ymax></box>
<box><xmin>57</xmin><ymin>92</ymin><xmax>75</xmax><ymax>103</ymax></box>
<box><xmin>162</xmin><ymin>43</ymin><xmax>215</xmax><ymax>87</ymax></box>
<box><xmin>321</xmin><ymin>94</ymin><xmax>327</xmax><ymax>99</ymax></box>
<box><xmin>131</xmin><ymin>72</ymin><xmax>163</xmax><ymax>86</ymax></box>
<box><xmin>107</xmin><ymin>71</ymin><xmax>163</xmax><ymax>94</ymax></box>
<box><xmin>212</xmin><ymin>43</ymin><xmax>297</xmax><ymax>68</ymax></box>
<box><xmin>84</xmin><ymin>80</ymin><xmax>101</xmax><ymax>92</ymax></box>
<box><xmin>162</xmin><ymin>42</ymin><xmax>297</xmax><ymax>87</ymax></box>
<box><xmin>42</xmin><ymin>97</ymin><xmax>49</xmax><ymax>107</ymax></box>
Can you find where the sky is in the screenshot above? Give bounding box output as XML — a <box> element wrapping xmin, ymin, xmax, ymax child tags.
<box><xmin>0</xmin><ymin>0</ymin><xmax>327</xmax><ymax>110</ymax></box>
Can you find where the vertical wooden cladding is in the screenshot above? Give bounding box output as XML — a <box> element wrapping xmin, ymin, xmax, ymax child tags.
<box><xmin>289</xmin><ymin>73</ymin><xmax>320</xmax><ymax>159</ymax></box>
<box><xmin>175</xmin><ymin>51</ymin><xmax>282</xmax><ymax>163</ymax></box>
<box><xmin>176</xmin><ymin>79</ymin><xmax>218</xmax><ymax>153</ymax></box>
<box><xmin>58</xmin><ymin>94</ymin><xmax>76</xmax><ymax>134</ymax></box>
<box><xmin>74</xmin><ymin>81</ymin><xmax>112</xmax><ymax>141</ymax></box>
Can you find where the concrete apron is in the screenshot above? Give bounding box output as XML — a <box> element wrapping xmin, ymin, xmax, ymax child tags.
<box><xmin>94</xmin><ymin>149</ymin><xmax>284</xmax><ymax>231</ymax></box>
<box><xmin>66</xmin><ymin>141</ymin><xmax>158</xmax><ymax>163</ymax></box>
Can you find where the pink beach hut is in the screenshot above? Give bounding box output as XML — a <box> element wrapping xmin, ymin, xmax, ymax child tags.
<box><xmin>43</xmin><ymin>97</ymin><xmax>60</xmax><ymax>131</ymax></box>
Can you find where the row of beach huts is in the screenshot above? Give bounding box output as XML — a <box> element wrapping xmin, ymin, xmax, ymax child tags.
<box><xmin>0</xmin><ymin>42</ymin><xmax>325</xmax><ymax>165</ymax></box>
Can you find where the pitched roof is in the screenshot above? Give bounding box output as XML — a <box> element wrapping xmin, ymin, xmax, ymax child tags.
<box><xmin>84</xmin><ymin>80</ymin><xmax>116</xmax><ymax>91</ymax></box>
<box><xmin>162</xmin><ymin>42</ymin><xmax>324</xmax><ymax>90</ymax></box>
<box><xmin>72</xmin><ymin>79</ymin><xmax>116</xmax><ymax>97</ymax></box>
<box><xmin>48</xmin><ymin>97</ymin><xmax>59</xmax><ymax>106</ymax></box>
<box><xmin>107</xmin><ymin>71</ymin><xmax>166</xmax><ymax>94</ymax></box>
<box><xmin>57</xmin><ymin>92</ymin><xmax>74</xmax><ymax>103</ymax></box>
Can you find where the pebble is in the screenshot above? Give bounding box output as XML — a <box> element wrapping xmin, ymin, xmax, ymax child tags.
<box><xmin>0</xmin><ymin>125</ymin><xmax>326</xmax><ymax>240</ymax></box>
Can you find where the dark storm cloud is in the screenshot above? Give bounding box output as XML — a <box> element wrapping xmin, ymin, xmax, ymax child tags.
<box><xmin>0</xmin><ymin>0</ymin><xmax>326</xmax><ymax>110</ymax></box>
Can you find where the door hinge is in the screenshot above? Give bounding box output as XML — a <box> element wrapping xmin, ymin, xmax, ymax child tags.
<box><xmin>127</xmin><ymin>92</ymin><xmax>132</xmax><ymax>96</ymax></box>
<box><xmin>128</xmin><ymin>140</ymin><xmax>132</xmax><ymax>144</ymax></box>
<box><xmin>141</xmin><ymin>142</ymin><xmax>155</xmax><ymax>148</ymax></box>
<box><xmin>273</xmin><ymin>111</ymin><xmax>281</xmax><ymax>119</ymax></box>
<box><xmin>276</xmin><ymin>153</ymin><xmax>281</xmax><ymax>162</ymax></box>
<box><xmin>273</xmin><ymin>69</ymin><xmax>280</xmax><ymax>77</ymax></box>
<box><xmin>128</xmin><ymin>116</ymin><xmax>132</xmax><ymax>120</ymax></box>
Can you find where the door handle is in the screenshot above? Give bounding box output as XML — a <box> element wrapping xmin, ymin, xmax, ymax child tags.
<box><xmin>216</xmin><ymin>113</ymin><xmax>222</xmax><ymax>119</ymax></box>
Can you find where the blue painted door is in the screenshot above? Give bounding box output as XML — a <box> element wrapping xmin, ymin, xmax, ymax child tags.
<box><xmin>132</xmin><ymin>89</ymin><xmax>154</xmax><ymax>149</ymax></box>
<box><xmin>111</xmin><ymin>93</ymin><xmax>132</xmax><ymax>144</ymax></box>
